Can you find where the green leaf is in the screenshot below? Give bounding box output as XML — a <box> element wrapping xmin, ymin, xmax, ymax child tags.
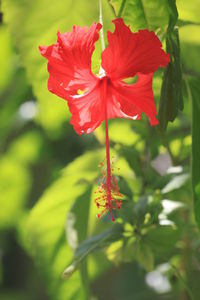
<box><xmin>66</xmin><ymin>187</ymin><xmax>92</xmax><ymax>298</ymax></box>
<box><xmin>189</xmin><ymin>78</ymin><xmax>200</xmax><ymax>228</ymax></box>
<box><xmin>167</xmin><ymin>0</ymin><xmax>178</xmax><ymax>31</ymax></box>
<box><xmin>28</xmin><ymin>182</ymin><xmax>88</xmax><ymax>299</ymax></box>
<box><xmin>27</xmin><ymin>149</ymin><xmax>106</xmax><ymax>300</ymax></box>
<box><xmin>109</xmin><ymin>0</ymin><xmax>169</xmax><ymax>31</ymax></box>
<box><xmin>63</xmin><ymin>224</ymin><xmax>123</xmax><ymax>278</ymax></box>
<box><xmin>158</xmin><ymin>0</ymin><xmax>183</xmax><ymax>131</ymax></box>
<box><xmin>67</xmin><ymin>188</ymin><xmax>92</xmax><ymax>250</ymax></box>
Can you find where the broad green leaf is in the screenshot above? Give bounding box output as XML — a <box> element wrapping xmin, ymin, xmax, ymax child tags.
<box><xmin>167</xmin><ymin>0</ymin><xmax>178</xmax><ymax>31</ymax></box>
<box><xmin>66</xmin><ymin>187</ymin><xmax>92</xmax><ymax>297</ymax></box>
<box><xmin>158</xmin><ymin>0</ymin><xmax>183</xmax><ymax>131</ymax></box>
<box><xmin>67</xmin><ymin>188</ymin><xmax>92</xmax><ymax>250</ymax></box>
<box><xmin>109</xmin><ymin>0</ymin><xmax>169</xmax><ymax>31</ymax></box>
<box><xmin>1</xmin><ymin>0</ymin><xmax>112</xmax><ymax>132</ymax></box>
<box><xmin>27</xmin><ymin>150</ymin><xmax>108</xmax><ymax>299</ymax></box>
<box><xmin>63</xmin><ymin>224</ymin><xmax>123</xmax><ymax>278</ymax></box>
<box><xmin>188</xmin><ymin>78</ymin><xmax>200</xmax><ymax>228</ymax></box>
<box><xmin>28</xmin><ymin>182</ymin><xmax>88</xmax><ymax>300</ymax></box>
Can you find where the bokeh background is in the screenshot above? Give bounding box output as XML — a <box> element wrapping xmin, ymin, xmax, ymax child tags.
<box><xmin>0</xmin><ymin>0</ymin><xmax>200</xmax><ymax>299</ymax></box>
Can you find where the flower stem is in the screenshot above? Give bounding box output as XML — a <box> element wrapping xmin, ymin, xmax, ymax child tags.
<box><xmin>99</xmin><ymin>0</ymin><xmax>105</xmax><ymax>51</ymax></box>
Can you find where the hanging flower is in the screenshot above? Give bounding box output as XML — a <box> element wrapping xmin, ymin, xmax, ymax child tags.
<box><xmin>39</xmin><ymin>18</ymin><xmax>170</xmax><ymax>220</ymax></box>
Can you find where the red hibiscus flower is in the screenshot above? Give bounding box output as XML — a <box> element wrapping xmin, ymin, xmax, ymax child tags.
<box><xmin>39</xmin><ymin>18</ymin><xmax>170</xmax><ymax>220</ymax></box>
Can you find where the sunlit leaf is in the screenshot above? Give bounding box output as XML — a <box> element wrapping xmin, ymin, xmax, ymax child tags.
<box><xmin>27</xmin><ymin>149</ymin><xmax>109</xmax><ymax>299</ymax></box>
<box><xmin>66</xmin><ymin>187</ymin><xmax>92</xmax><ymax>297</ymax></box>
<box><xmin>109</xmin><ymin>0</ymin><xmax>169</xmax><ymax>31</ymax></box>
<box><xmin>64</xmin><ymin>224</ymin><xmax>123</xmax><ymax>278</ymax></box>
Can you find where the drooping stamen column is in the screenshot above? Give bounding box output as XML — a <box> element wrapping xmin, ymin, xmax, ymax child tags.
<box><xmin>95</xmin><ymin>77</ymin><xmax>123</xmax><ymax>220</ymax></box>
<box><xmin>103</xmin><ymin>78</ymin><xmax>112</xmax><ymax>206</ymax></box>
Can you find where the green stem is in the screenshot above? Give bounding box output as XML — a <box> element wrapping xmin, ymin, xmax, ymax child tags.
<box><xmin>99</xmin><ymin>0</ymin><xmax>105</xmax><ymax>51</ymax></box>
<box><xmin>171</xmin><ymin>264</ymin><xmax>194</xmax><ymax>300</ymax></box>
<box><xmin>118</xmin><ymin>0</ymin><xmax>126</xmax><ymax>17</ymax></box>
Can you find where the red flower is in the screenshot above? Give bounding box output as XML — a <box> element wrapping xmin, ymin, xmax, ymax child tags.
<box><xmin>39</xmin><ymin>18</ymin><xmax>169</xmax><ymax>220</ymax></box>
<box><xmin>39</xmin><ymin>18</ymin><xmax>169</xmax><ymax>134</ymax></box>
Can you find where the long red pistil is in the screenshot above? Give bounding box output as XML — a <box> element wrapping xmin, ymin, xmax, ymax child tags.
<box><xmin>103</xmin><ymin>79</ymin><xmax>112</xmax><ymax>206</ymax></box>
<box><xmin>95</xmin><ymin>77</ymin><xmax>122</xmax><ymax>221</ymax></box>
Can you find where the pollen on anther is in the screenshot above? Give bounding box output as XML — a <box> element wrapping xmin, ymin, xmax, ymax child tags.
<box><xmin>94</xmin><ymin>158</ymin><xmax>123</xmax><ymax>221</ymax></box>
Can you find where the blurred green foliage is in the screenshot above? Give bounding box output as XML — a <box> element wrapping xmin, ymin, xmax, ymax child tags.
<box><xmin>0</xmin><ymin>0</ymin><xmax>200</xmax><ymax>300</ymax></box>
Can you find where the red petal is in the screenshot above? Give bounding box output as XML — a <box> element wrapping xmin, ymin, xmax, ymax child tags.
<box><xmin>68</xmin><ymin>81</ymin><xmax>104</xmax><ymax>134</ymax></box>
<box><xmin>108</xmin><ymin>74</ymin><xmax>159</xmax><ymax>125</ymax></box>
<box><xmin>101</xmin><ymin>18</ymin><xmax>170</xmax><ymax>80</ymax></box>
<box><xmin>39</xmin><ymin>22</ymin><xmax>102</xmax><ymax>99</ymax></box>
